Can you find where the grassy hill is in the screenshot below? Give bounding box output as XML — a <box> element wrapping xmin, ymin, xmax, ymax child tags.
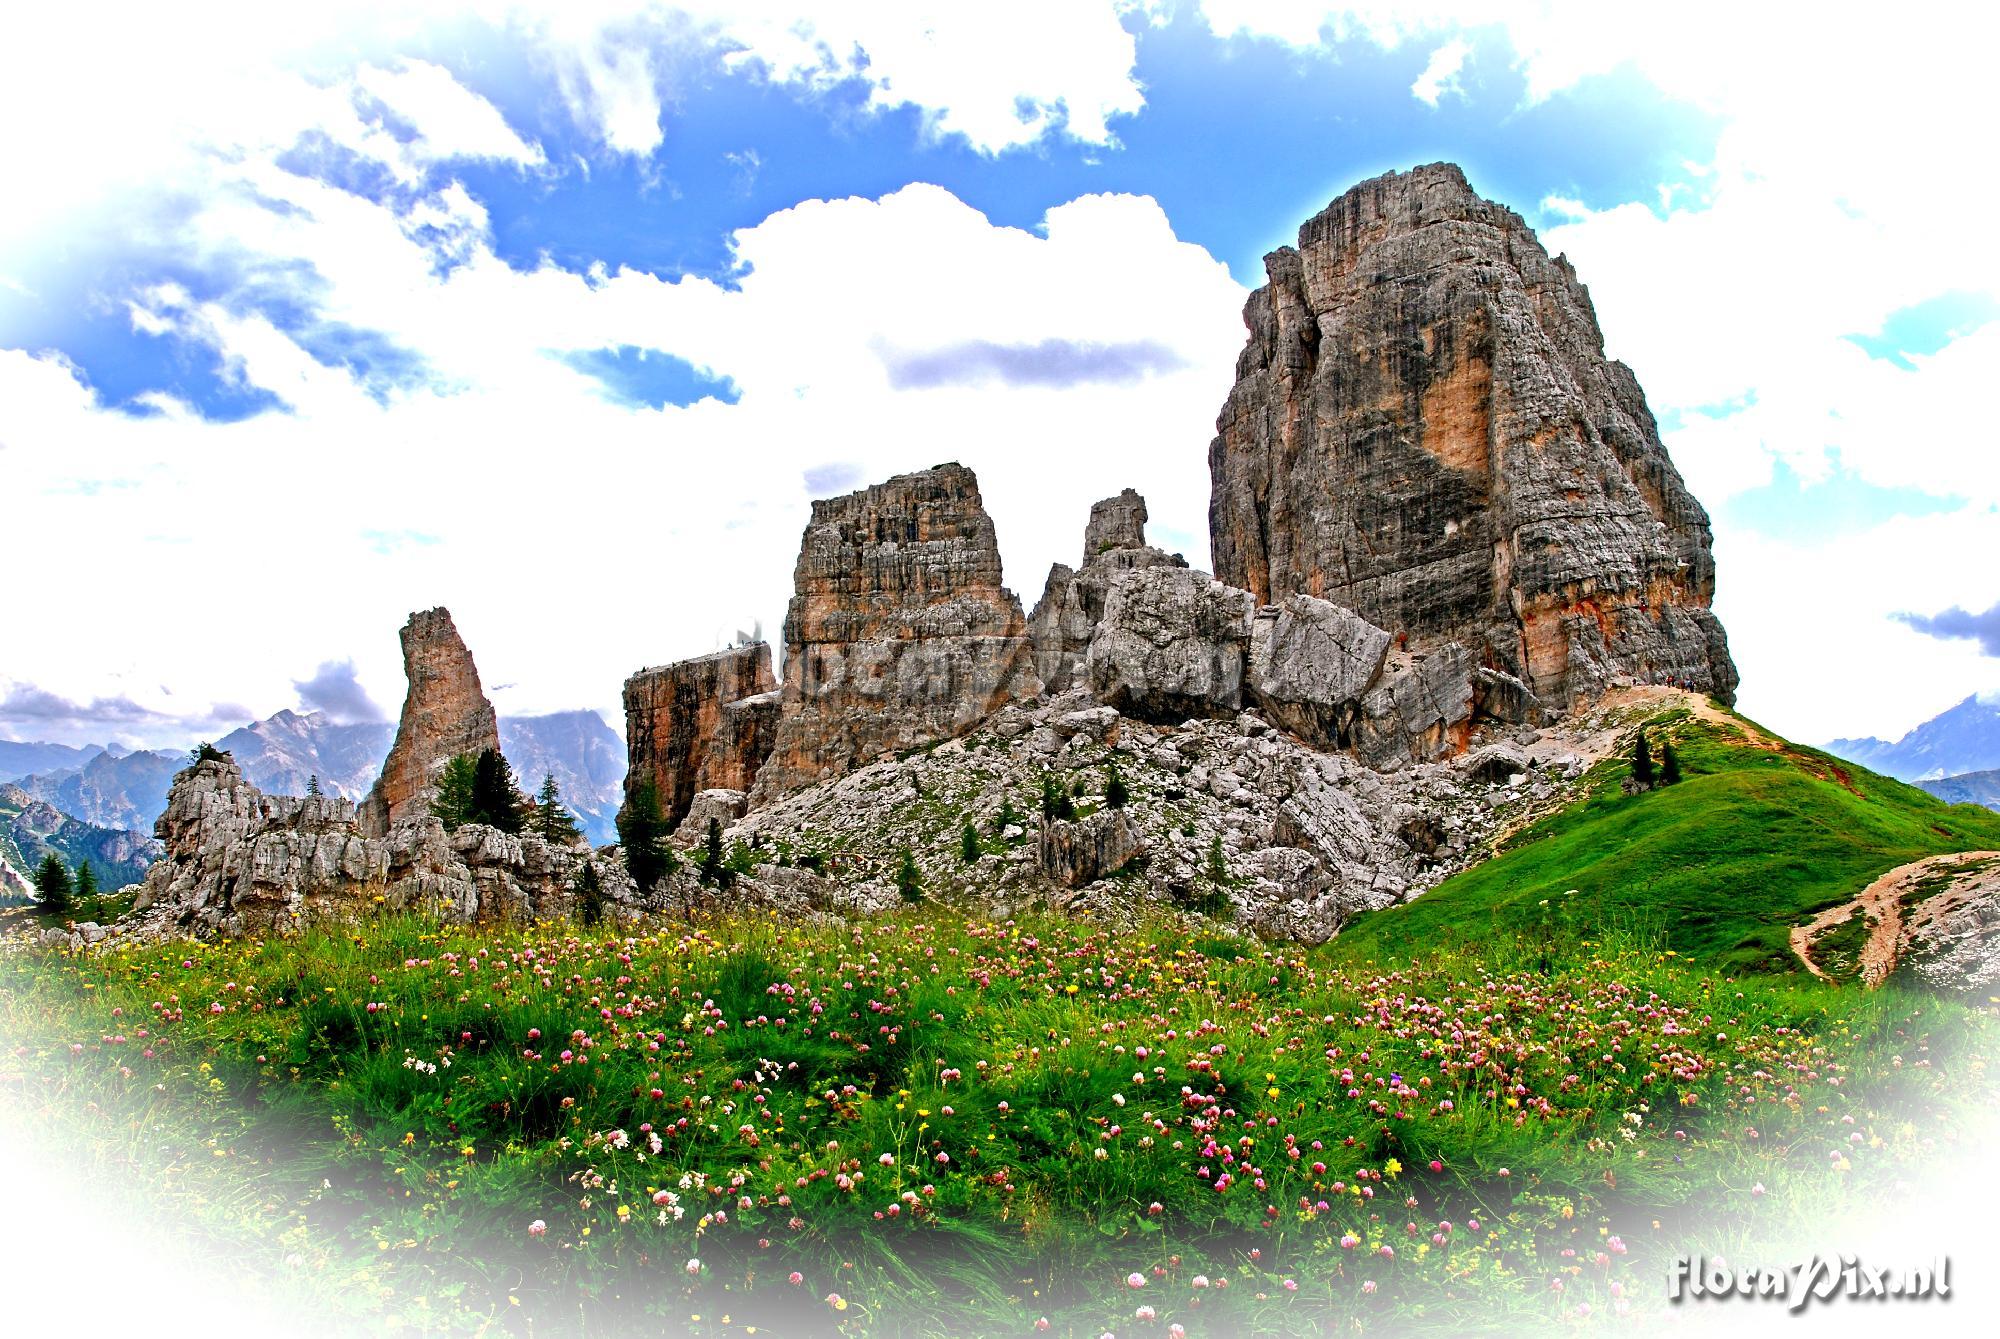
<box><xmin>1332</xmin><ymin>698</ymin><xmax>2000</xmax><ymax>976</ymax></box>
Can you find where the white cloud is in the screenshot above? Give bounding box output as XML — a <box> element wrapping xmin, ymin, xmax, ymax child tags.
<box><xmin>1410</xmin><ymin>37</ymin><xmax>1469</xmax><ymax>106</ymax></box>
<box><xmin>0</xmin><ymin>43</ymin><xmax>1244</xmax><ymax>747</ymax></box>
<box><xmin>504</xmin><ymin>1</ymin><xmax>1146</xmax><ymax>157</ymax></box>
<box><xmin>353</xmin><ymin>58</ymin><xmax>545</xmax><ymax>168</ymax></box>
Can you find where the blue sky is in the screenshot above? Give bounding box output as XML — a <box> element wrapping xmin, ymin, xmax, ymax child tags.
<box><xmin>2</xmin><ymin>1</ymin><xmax>1995</xmax><ymax>750</ymax></box>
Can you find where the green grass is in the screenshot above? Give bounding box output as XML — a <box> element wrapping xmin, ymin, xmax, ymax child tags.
<box><xmin>1332</xmin><ymin>706</ymin><xmax>2000</xmax><ymax>976</ymax></box>
<box><xmin>3</xmin><ymin>909</ymin><xmax>1992</xmax><ymax>1336</ymax></box>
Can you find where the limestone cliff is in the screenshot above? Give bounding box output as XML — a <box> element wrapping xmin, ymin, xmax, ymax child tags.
<box><xmin>749</xmin><ymin>463</ymin><xmax>1041</xmax><ymax>803</ymax></box>
<box><xmin>359</xmin><ymin>608</ymin><xmax>501</xmax><ymax>837</ymax></box>
<box><xmin>623</xmin><ymin>644</ymin><xmax>780</xmax><ymax>831</ymax></box>
<box><xmin>1209</xmin><ymin>162</ymin><xmax>1736</xmax><ymax>710</ymax></box>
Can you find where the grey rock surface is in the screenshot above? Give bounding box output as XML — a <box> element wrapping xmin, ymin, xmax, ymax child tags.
<box><xmin>1085</xmin><ymin>566</ymin><xmax>1255</xmax><ymax>723</ymax></box>
<box><xmin>750</xmin><ymin>463</ymin><xmax>1041</xmax><ymax>804</ymax></box>
<box><xmin>1209</xmin><ymin>162</ymin><xmax>1737</xmax><ymax>710</ymax></box>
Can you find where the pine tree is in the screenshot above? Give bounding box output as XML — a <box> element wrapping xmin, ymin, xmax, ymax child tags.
<box><xmin>470</xmin><ymin>748</ymin><xmax>525</xmax><ymax>832</ymax></box>
<box><xmin>431</xmin><ymin>753</ymin><xmax>479</xmax><ymax>830</ymax></box>
<box><xmin>992</xmin><ymin>798</ymin><xmax>1022</xmax><ymax>835</ymax></box>
<box><xmin>699</xmin><ymin>817</ymin><xmax>726</xmax><ymax>886</ymax></box>
<box><xmin>189</xmin><ymin>741</ymin><xmax>226</xmax><ymax>766</ymax></box>
<box><xmin>1105</xmin><ymin>762</ymin><xmax>1129</xmax><ymax>810</ymax></box>
<box><xmin>1660</xmin><ymin>740</ymin><xmax>1683</xmax><ymax>786</ymax></box>
<box><xmin>573</xmin><ymin>862</ymin><xmax>605</xmax><ymax>927</ymax></box>
<box><xmin>1207</xmin><ymin>835</ymin><xmax>1229</xmax><ymax>887</ymax></box>
<box><xmin>535</xmin><ymin>772</ymin><xmax>582</xmax><ymax>843</ymax></box>
<box><xmin>1040</xmin><ymin>775</ymin><xmax>1075</xmax><ymax>822</ymax></box>
<box><xmin>1632</xmin><ymin>731</ymin><xmax>1656</xmax><ymax>788</ymax></box>
<box><xmin>305</xmin><ymin>774</ymin><xmax>322</xmax><ymax>797</ymax></box>
<box><xmin>617</xmin><ymin>779</ymin><xmax>675</xmax><ymax>891</ymax></box>
<box><xmin>75</xmin><ymin>861</ymin><xmax>99</xmax><ymax>916</ymax></box>
<box><xmin>895</xmin><ymin>849</ymin><xmax>923</xmax><ymax>904</ymax></box>
<box><xmin>961</xmin><ymin>820</ymin><xmax>981</xmax><ymax>864</ymax></box>
<box><xmin>34</xmin><ymin>854</ymin><xmax>73</xmax><ymax>919</ymax></box>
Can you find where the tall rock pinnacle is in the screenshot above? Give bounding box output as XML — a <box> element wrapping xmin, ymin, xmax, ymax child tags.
<box><xmin>358</xmin><ymin>607</ymin><xmax>501</xmax><ymax>836</ymax></box>
<box><xmin>749</xmin><ymin>463</ymin><xmax>1041</xmax><ymax>803</ymax></box>
<box><xmin>1209</xmin><ymin>163</ymin><xmax>1737</xmax><ymax>708</ymax></box>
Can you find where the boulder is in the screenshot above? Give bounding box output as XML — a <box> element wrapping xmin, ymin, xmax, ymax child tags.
<box><xmin>1246</xmin><ymin>595</ymin><xmax>1393</xmax><ymax>747</ymax></box>
<box><xmin>1085</xmin><ymin>567</ymin><xmax>1255</xmax><ymax>723</ymax></box>
<box><xmin>1037</xmin><ymin>808</ymin><xmax>1143</xmax><ymax>889</ymax></box>
<box><xmin>1027</xmin><ymin>489</ymin><xmax>1187</xmax><ymax>694</ymax></box>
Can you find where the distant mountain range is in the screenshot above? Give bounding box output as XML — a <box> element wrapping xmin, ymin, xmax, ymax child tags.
<box><xmin>0</xmin><ymin>739</ymin><xmax>104</xmax><ymax>779</ymax></box>
<box><xmin>1916</xmin><ymin>769</ymin><xmax>2000</xmax><ymax>811</ymax></box>
<box><xmin>0</xmin><ymin>782</ymin><xmax>159</xmax><ymax>898</ymax></box>
<box><xmin>0</xmin><ymin>707</ymin><xmax>627</xmax><ymax>846</ymax></box>
<box><xmin>498</xmin><ymin>711</ymin><xmax>626</xmax><ymax>846</ymax></box>
<box><xmin>1827</xmin><ymin>694</ymin><xmax>2000</xmax><ymax>782</ymax></box>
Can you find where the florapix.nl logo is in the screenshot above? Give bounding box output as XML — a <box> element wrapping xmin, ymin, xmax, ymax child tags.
<box><xmin>1671</xmin><ymin>1255</ymin><xmax>1951</xmax><ymax>1312</ymax></box>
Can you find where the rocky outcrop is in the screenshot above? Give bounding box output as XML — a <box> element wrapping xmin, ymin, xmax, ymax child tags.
<box><xmin>1028</xmin><ymin>490</ymin><xmax>1188</xmax><ymax>695</ymax></box>
<box><xmin>1038</xmin><ymin>808</ymin><xmax>1143</xmax><ymax>889</ymax></box>
<box><xmin>1085</xmin><ymin>567</ymin><xmax>1255</xmax><ymax>723</ymax></box>
<box><xmin>131</xmin><ymin>755</ymin><xmax>633</xmax><ymax>937</ymax></box>
<box><xmin>731</xmin><ymin>685</ymin><xmax>1612</xmax><ymax>944</ymax></box>
<box><xmin>749</xmin><ymin>463</ymin><xmax>1041</xmax><ymax>803</ymax></box>
<box><xmin>360</xmin><ymin>608</ymin><xmax>500</xmax><ymax>837</ymax></box>
<box><xmin>1209</xmin><ymin>162</ymin><xmax>1737</xmax><ymax>711</ymax></box>
<box><xmin>1246</xmin><ymin>595</ymin><xmax>1392</xmax><ymax>747</ymax></box>
<box><xmin>623</xmin><ymin>644</ymin><xmax>780</xmax><ymax>831</ymax></box>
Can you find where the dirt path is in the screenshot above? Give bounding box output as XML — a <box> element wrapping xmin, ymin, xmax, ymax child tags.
<box><xmin>1791</xmin><ymin>851</ymin><xmax>2000</xmax><ymax>985</ymax></box>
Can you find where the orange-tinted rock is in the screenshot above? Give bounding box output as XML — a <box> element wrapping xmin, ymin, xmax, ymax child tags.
<box><xmin>1210</xmin><ymin>163</ymin><xmax>1737</xmax><ymax>710</ymax></box>
<box><xmin>359</xmin><ymin>608</ymin><xmax>500</xmax><ymax>837</ymax></box>
<box><xmin>622</xmin><ymin>643</ymin><xmax>780</xmax><ymax>830</ymax></box>
<box><xmin>749</xmin><ymin>463</ymin><xmax>1040</xmax><ymax>803</ymax></box>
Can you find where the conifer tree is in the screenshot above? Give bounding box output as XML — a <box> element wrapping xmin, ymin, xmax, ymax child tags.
<box><xmin>1207</xmin><ymin>835</ymin><xmax>1229</xmax><ymax>887</ymax></box>
<box><xmin>699</xmin><ymin>816</ymin><xmax>727</xmax><ymax>886</ymax></box>
<box><xmin>1105</xmin><ymin>762</ymin><xmax>1129</xmax><ymax>810</ymax></box>
<box><xmin>75</xmin><ymin>861</ymin><xmax>99</xmax><ymax>915</ymax></box>
<box><xmin>961</xmin><ymin>820</ymin><xmax>981</xmax><ymax>864</ymax></box>
<box><xmin>470</xmin><ymin>748</ymin><xmax>525</xmax><ymax>832</ymax></box>
<box><xmin>305</xmin><ymin>774</ymin><xmax>322</xmax><ymax>797</ymax></box>
<box><xmin>1040</xmin><ymin>775</ymin><xmax>1075</xmax><ymax>822</ymax></box>
<box><xmin>535</xmin><ymin>772</ymin><xmax>582</xmax><ymax>843</ymax></box>
<box><xmin>617</xmin><ymin>779</ymin><xmax>674</xmax><ymax>891</ymax></box>
<box><xmin>1661</xmin><ymin>740</ymin><xmax>1683</xmax><ymax>786</ymax></box>
<box><xmin>573</xmin><ymin>861</ymin><xmax>605</xmax><ymax>926</ymax></box>
<box><xmin>992</xmin><ymin>798</ymin><xmax>1022</xmax><ymax>835</ymax></box>
<box><xmin>431</xmin><ymin>754</ymin><xmax>478</xmax><ymax>830</ymax></box>
<box><xmin>895</xmin><ymin>849</ymin><xmax>923</xmax><ymax>903</ymax></box>
<box><xmin>34</xmin><ymin>854</ymin><xmax>72</xmax><ymax>919</ymax></box>
<box><xmin>1632</xmin><ymin>731</ymin><xmax>1656</xmax><ymax>788</ymax></box>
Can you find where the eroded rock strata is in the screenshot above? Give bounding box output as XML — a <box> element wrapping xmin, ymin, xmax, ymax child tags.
<box><xmin>623</xmin><ymin>644</ymin><xmax>780</xmax><ymax>831</ymax></box>
<box><xmin>749</xmin><ymin>463</ymin><xmax>1041</xmax><ymax>803</ymax></box>
<box><xmin>1209</xmin><ymin>162</ymin><xmax>1737</xmax><ymax>709</ymax></box>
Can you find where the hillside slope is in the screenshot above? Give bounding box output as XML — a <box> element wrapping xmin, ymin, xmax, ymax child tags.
<box><xmin>1332</xmin><ymin>692</ymin><xmax>2000</xmax><ymax>975</ymax></box>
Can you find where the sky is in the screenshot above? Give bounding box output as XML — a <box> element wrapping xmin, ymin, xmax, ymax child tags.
<box><xmin>2</xmin><ymin>0</ymin><xmax>1995</xmax><ymax>752</ymax></box>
